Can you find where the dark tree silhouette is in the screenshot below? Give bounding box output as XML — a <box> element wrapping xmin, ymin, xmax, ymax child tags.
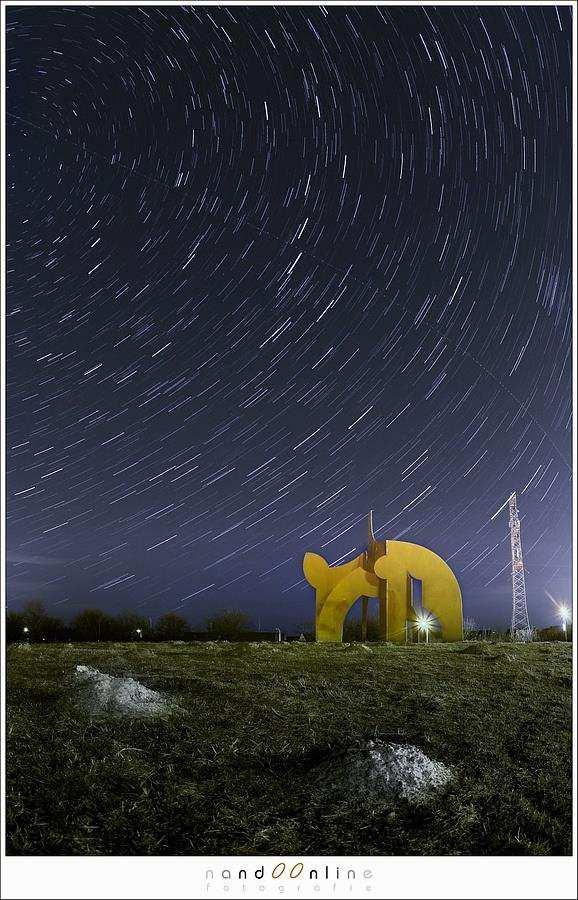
<box><xmin>6</xmin><ymin>612</ymin><xmax>27</xmax><ymax>642</ymax></box>
<box><xmin>115</xmin><ymin>610</ymin><xmax>149</xmax><ymax>640</ymax></box>
<box><xmin>154</xmin><ymin>612</ymin><xmax>189</xmax><ymax>640</ymax></box>
<box><xmin>71</xmin><ymin>608</ymin><xmax>115</xmax><ymax>642</ymax></box>
<box><xmin>343</xmin><ymin>612</ymin><xmax>380</xmax><ymax>641</ymax></box>
<box><xmin>11</xmin><ymin>600</ymin><xmax>65</xmax><ymax>641</ymax></box>
<box><xmin>206</xmin><ymin>608</ymin><xmax>251</xmax><ymax>640</ymax></box>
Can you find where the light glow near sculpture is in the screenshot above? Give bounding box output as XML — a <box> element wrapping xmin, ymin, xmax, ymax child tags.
<box><xmin>303</xmin><ymin>512</ymin><xmax>463</xmax><ymax>643</ymax></box>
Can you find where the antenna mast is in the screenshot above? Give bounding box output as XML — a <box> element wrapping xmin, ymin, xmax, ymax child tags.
<box><xmin>508</xmin><ymin>492</ymin><xmax>531</xmax><ymax>640</ymax></box>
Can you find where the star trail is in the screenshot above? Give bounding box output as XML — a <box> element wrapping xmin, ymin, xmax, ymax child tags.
<box><xmin>6</xmin><ymin>5</ymin><xmax>572</xmax><ymax>630</ymax></box>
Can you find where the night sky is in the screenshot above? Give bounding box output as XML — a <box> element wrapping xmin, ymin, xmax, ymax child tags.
<box><xmin>6</xmin><ymin>5</ymin><xmax>573</xmax><ymax>631</ymax></box>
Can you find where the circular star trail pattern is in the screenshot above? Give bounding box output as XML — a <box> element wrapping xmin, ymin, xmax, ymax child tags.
<box><xmin>6</xmin><ymin>6</ymin><xmax>572</xmax><ymax>629</ymax></box>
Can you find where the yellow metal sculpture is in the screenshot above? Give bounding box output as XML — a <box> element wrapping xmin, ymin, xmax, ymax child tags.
<box><xmin>303</xmin><ymin>512</ymin><xmax>462</xmax><ymax>643</ymax></box>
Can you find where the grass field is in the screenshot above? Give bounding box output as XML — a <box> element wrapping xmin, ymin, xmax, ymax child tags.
<box><xmin>6</xmin><ymin>640</ymin><xmax>573</xmax><ymax>856</ymax></box>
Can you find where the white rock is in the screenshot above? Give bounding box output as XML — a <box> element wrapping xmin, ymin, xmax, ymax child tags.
<box><xmin>313</xmin><ymin>740</ymin><xmax>452</xmax><ymax>803</ymax></box>
<box><xmin>74</xmin><ymin>665</ymin><xmax>174</xmax><ymax>716</ymax></box>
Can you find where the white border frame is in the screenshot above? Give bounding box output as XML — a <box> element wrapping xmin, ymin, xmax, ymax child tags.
<box><xmin>1</xmin><ymin>3</ymin><xmax>576</xmax><ymax>898</ymax></box>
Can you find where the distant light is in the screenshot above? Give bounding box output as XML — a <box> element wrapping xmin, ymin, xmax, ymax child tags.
<box><xmin>136</xmin><ymin>628</ymin><xmax>142</xmax><ymax>636</ymax></box>
<box><xmin>551</xmin><ymin>599</ymin><xmax>571</xmax><ymax>639</ymax></box>
<box><xmin>551</xmin><ymin>598</ymin><xmax>571</xmax><ymax>625</ymax></box>
<box><xmin>23</xmin><ymin>626</ymin><xmax>29</xmax><ymax>634</ymax></box>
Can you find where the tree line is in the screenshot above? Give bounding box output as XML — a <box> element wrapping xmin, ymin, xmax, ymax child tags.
<box><xmin>5</xmin><ymin>600</ymin><xmax>571</xmax><ymax>643</ymax></box>
<box><xmin>6</xmin><ymin>601</ymin><xmax>380</xmax><ymax>643</ymax></box>
<box><xmin>5</xmin><ymin>601</ymin><xmax>258</xmax><ymax>643</ymax></box>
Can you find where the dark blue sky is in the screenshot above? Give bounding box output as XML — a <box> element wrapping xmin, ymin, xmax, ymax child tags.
<box><xmin>6</xmin><ymin>5</ymin><xmax>572</xmax><ymax>631</ymax></box>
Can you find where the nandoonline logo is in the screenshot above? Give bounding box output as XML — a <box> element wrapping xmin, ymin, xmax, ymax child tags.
<box><xmin>204</xmin><ymin>862</ymin><xmax>375</xmax><ymax>894</ymax></box>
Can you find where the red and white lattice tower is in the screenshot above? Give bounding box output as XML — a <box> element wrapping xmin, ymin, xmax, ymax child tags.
<box><xmin>508</xmin><ymin>492</ymin><xmax>531</xmax><ymax>641</ymax></box>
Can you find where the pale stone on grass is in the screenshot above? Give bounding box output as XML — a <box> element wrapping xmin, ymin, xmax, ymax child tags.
<box><xmin>313</xmin><ymin>740</ymin><xmax>452</xmax><ymax>804</ymax></box>
<box><xmin>74</xmin><ymin>665</ymin><xmax>175</xmax><ymax>717</ymax></box>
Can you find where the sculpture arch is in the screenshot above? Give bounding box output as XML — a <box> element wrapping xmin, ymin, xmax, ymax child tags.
<box><xmin>303</xmin><ymin>513</ymin><xmax>463</xmax><ymax>643</ymax></box>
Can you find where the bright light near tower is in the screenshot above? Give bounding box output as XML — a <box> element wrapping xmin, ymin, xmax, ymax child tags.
<box><xmin>550</xmin><ymin>596</ymin><xmax>571</xmax><ymax>639</ymax></box>
<box><xmin>556</xmin><ymin>605</ymin><xmax>571</xmax><ymax>638</ymax></box>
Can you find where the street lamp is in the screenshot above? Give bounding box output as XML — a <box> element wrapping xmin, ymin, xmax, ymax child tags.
<box><xmin>416</xmin><ymin>614</ymin><xmax>433</xmax><ymax>644</ymax></box>
<box><xmin>556</xmin><ymin>605</ymin><xmax>571</xmax><ymax>640</ymax></box>
<box><xmin>136</xmin><ymin>628</ymin><xmax>143</xmax><ymax>640</ymax></box>
<box><xmin>23</xmin><ymin>626</ymin><xmax>29</xmax><ymax>637</ymax></box>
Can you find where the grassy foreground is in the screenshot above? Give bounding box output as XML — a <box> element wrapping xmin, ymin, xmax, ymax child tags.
<box><xmin>6</xmin><ymin>640</ymin><xmax>572</xmax><ymax>856</ymax></box>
